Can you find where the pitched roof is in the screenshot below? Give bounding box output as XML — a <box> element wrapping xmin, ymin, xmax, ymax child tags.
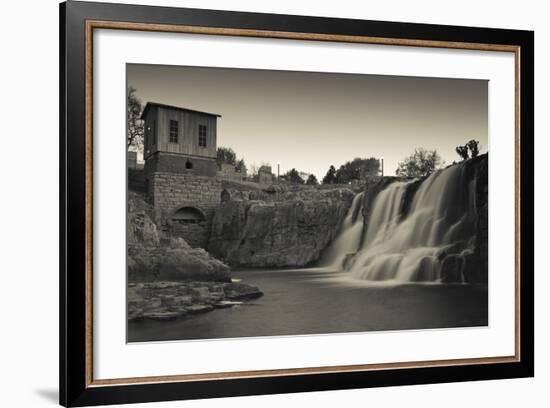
<box><xmin>141</xmin><ymin>102</ymin><xmax>222</xmax><ymax>119</ymax></box>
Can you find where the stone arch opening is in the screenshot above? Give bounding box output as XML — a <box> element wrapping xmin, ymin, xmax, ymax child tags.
<box><xmin>172</xmin><ymin>206</ymin><xmax>205</xmax><ymax>224</ymax></box>
<box><xmin>221</xmin><ymin>189</ymin><xmax>231</xmax><ymax>203</ymax></box>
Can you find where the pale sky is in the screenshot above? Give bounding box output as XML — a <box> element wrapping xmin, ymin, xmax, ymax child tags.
<box><xmin>127</xmin><ymin>64</ymin><xmax>488</xmax><ymax>179</ymax></box>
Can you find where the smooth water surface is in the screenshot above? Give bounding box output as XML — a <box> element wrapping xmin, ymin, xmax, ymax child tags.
<box><xmin>128</xmin><ymin>268</ymin><xmax>488</xmax><ymax>342</ymax></box>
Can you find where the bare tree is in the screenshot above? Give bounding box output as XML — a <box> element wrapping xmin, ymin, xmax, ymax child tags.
<box><xmin>127</xmin><ymin>86</ymin><xmax>144</xmax><ymax>149</ymax></box>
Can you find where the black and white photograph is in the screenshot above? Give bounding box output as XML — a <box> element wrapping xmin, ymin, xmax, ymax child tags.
<box><xmin>126</xmin><ymin>64</ymin><xmax>489</xmax><ymax>342</ymax></box>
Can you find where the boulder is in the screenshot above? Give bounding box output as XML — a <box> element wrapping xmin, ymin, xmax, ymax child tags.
<box><xmin>127</xmin><ymin>211</ymin><xmax>160</xmax><ymax>247</ymax></box>
<box><xmin>143</xmin><ymin>311</ymin><xmax>180</xmax><ymax>321</ymax></box>
<box><xmin>186</xmin><ymin>304</ymin><xmax>215</xmax><ymax>314</ymax></box>
<box><xmin>128</xmin><ymin>245</ymin><xmax>231</xmax><ymax>283</ymax></box>
<box><xmin>223</xmin><ymin>282</ymin><xmax>263</xmax><ymax>300</ymax></box>
<box><xmin>128</xmin><ymin>281</ymin><xmax>262</xmax><ymax>322</ymax></box>
<box><xmin>127</xmin><ymin>192</ymin><xmax>161</xmax><ymax>246</ymax></box>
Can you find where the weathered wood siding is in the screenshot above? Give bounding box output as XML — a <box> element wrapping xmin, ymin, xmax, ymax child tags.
<box><xmin>143</xmin><ymin>106</ymin><xmax>159</xmax><ymax>160</ymax></box>
<box><xmin>155</xmin><ymin>107</ymin><xmax>217</xmax><ymax>158</ymax></box>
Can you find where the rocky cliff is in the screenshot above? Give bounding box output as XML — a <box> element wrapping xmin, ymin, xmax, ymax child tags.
<box><xmin>467</xmin><ymin>154</ymin><xmax>489</xmax><ymax>283</ymax></box>
<box><xmin>208</xmin><ymin>188</ymin><xmax>355</xmax><ymax>267</ymax></box>
<box><xmin>127</xmin><ymin>192</ymin><xmax>268</xmax><ymax>323</ymax></box>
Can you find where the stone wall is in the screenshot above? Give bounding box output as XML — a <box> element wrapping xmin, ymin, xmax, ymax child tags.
<box><xmin>216</xmin><ymin>162</ymin><xmax>247</xmax><ymax>182</ymax></box>
<box><xmin>128</xmin><ymin>168</ymin><xmax>146</xmax><ymax>193</ymax></box>
<box><xmin>147</xmin><ymin>172</ymin><xmax>222</xmax><ymax>248</ymax></box>
<box><xmin>258</xmin><ymin>166</ymin><xmax>274</xmax><ymax>185</ymax></box>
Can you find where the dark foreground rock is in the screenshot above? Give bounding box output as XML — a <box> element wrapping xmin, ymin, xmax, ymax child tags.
<box><xmin>128</xmin><ymin>280</ymin><xmax>263</xmax><ymax>322</ymax></box>
<box><xmin>127</xmin><ymin>192</ymin><xmax>231</xmax><ymax>283</ymax></box>
<box><xmin>128</xmin><ymin>237</ymin><xmax>231</xmax><ymax>282</ymax></box>
<box><xmin>208</xmin><ymin>188</ymin><xmax>354</xmax><ymax>267</ymax></box>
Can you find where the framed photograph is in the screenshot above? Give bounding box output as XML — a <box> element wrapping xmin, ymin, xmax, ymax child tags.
<box><xmin>60</xmin><ymin>1</ymin><xmax>534</xmax><ymax>406</ymax></box>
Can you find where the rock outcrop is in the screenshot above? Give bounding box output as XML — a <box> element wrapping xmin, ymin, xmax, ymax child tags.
<box><xmin>126</xmin><ymin>192</ymin><xmax>266</xmax><ymax>323</ymax></box>
<box><xmin>128</xmin><ymin>192</ymin><xmax>231</xmax><ymax>283</ymax></box>
<box><xmin>128</xmin><ymin>280</ymin><xmax>263</xmax><ymax>322</ymax></box>
<box><xmin>208</xmin><ymin>188</ymin><xmax>354</xmax><ymax>267</ymax></box>
<box><xmin>465</xmin><ymin>154</ymin><xmax>489</xmax><ymax>283</ymax></box>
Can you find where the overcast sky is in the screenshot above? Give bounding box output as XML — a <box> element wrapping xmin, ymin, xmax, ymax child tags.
<box><xmin>127</xmin><ymin>64</ymin><xmax>488</xmax><ymax>178</ymax></box>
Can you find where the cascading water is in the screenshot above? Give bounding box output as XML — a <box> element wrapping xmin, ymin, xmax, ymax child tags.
<box><xmin>319</xmin><ymin>192</ymin><xmax>364</xmax><ymax>269</ymax></box>
<box><xmin>323</xmin><ymin>161</ymin><xmax>481</xmax><ymax>283</ymax></box>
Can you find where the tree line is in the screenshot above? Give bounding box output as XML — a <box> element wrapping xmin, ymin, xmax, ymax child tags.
<box><xmin>216</xmin><ymin>142</ymin><xmax>481</xmax><ymax>182</ymax></box>
<box><xmin>321</xmin><ymin>157</ymin><xmax>380</xmax><ymax>184</ymax></box>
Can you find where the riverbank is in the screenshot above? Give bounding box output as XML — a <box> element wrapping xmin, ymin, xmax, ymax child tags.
<box><xmin>127</xmin><ymin>191</ymin><xmax>264</xmax><ymax>323</ymax></box>
<box><xmin>128</xmin><ymin>268</ymin><xmax>488</xmax><ymax>342</ymax></box>
<box><xmin>128</xmin><ymin>280</ymin><xmax>263</xmax><ymax>322</ymax></box>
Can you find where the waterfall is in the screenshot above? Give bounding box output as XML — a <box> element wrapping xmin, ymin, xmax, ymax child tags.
<box><xmin>323</xmin><ymin>161</ymin><xmax>481</xmax><ymax>283</ymax></box>
<box><xmin>319</xmin><ymin>192</ymin><xmax>364</xmax><ymax>269</ymax></box>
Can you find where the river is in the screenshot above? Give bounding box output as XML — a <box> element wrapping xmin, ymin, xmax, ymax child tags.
<box><xmin>128</xmin><ymin>267</ymin><xmax>488</xmax><ymax>343</ymax></box>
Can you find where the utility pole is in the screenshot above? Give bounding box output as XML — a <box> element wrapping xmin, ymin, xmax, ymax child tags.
<box><xmin>380</xmin><ymin>157</ymin><xmax>384</xmax><ymax>177</ymax></box>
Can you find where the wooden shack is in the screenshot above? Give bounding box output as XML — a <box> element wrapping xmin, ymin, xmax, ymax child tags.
<box><xmin>141</xmin><ymin>102</ymin><xmax>220</xmax><ymax>177</ymax></box>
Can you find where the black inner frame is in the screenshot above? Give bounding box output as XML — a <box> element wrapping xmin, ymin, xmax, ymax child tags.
<box><xmin>60</xmin><ymin>1</ymin><xmax>534</xmax><ymax>406</ymax></box>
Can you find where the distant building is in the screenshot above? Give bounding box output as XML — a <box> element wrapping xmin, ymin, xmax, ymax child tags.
<box><xmin>217</xmin><ymin>162</ymin><xmax>247</xmax><ymax>182</ymax></box>
<box><xmin>141</xmin><ymin>102</ymin><xmax>223</xmax><ymax>248</ymax></box>
<box><xmin>258</xmin><ymin>165</ymin><xmax>274</xmax><ymax>185</ymax></box>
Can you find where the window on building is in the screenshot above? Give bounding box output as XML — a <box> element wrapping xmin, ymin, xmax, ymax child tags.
<box><xmin>198</xmin><ymin>125</ymin><xmax>207</xmax><ymax>147</ymax></box>
<box><xmin>169</xmin><ymin>120</ymin><xmax>178</xmax><ymax>143</ymax></box>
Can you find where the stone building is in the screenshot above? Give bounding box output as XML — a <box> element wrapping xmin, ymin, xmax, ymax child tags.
<box><xmin>142</xmin><ymin>102</ymin><xmax>223</xmax><ymax>248</ymax></box>
<box><xmin>258</xmin><ymin>165</ymin><xmax>274</xmax><ymax>185</ymax></box>
<box><xmin>217</xmin><ymin>162</ymin><xmax>247</xmax><ymax>182</ymax></box>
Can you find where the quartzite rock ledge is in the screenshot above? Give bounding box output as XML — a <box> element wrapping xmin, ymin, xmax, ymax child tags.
<box><xmin>208</xmin><ymin>188</ymin><xmax>354</xmax><ymax>267</ymax></box>
<box><xmin>128</xmin><ymin>281</ymin><xmax>263</xmax><ymax>322</ymax></box>
<box><xmin>127</xmin><ymin>191</ymin><xmax>263</xmax><ymax>322</ymax></box>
